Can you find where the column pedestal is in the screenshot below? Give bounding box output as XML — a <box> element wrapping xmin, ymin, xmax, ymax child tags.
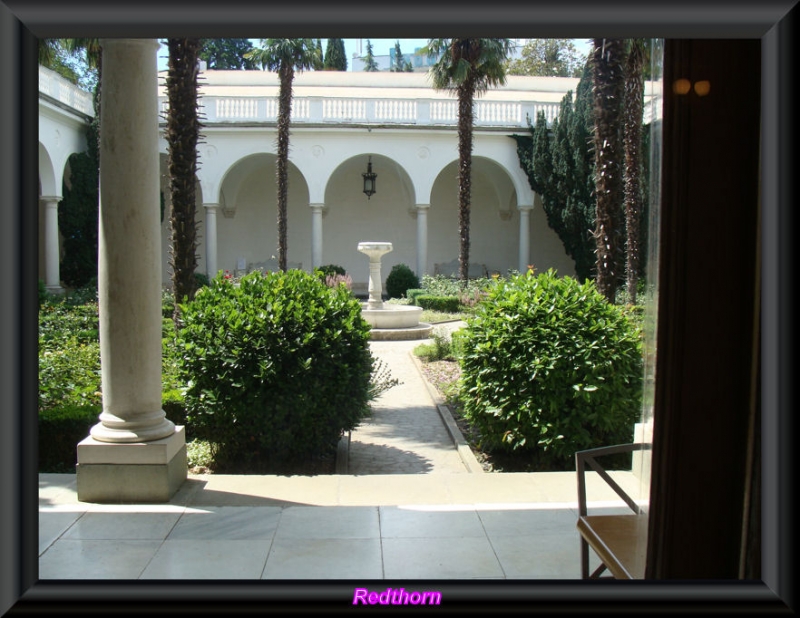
<box><xmin>76</xmin><ymin>427</ymin><xmax>187</xmax><ymax>503</ymax></box>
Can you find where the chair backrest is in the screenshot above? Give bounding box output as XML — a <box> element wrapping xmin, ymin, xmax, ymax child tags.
<box><xmin>575</xmin><ymin>443</ymin><xmax>650</xmax><ymax>516</ymax></box>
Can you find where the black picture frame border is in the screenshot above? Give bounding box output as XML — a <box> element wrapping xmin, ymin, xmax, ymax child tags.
<box><xmin>2</xmin><ymin>1</ymin><xmax>795</xmax><ymax>614</ymax></box>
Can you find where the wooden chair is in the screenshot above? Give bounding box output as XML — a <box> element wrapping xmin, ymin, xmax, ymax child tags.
<box><xmin>575</xmin><ymin>443</ymin><xmax>650</xmax><ymax>579</ymax></box>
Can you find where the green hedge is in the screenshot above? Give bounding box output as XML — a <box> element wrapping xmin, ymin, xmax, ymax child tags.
<box><xmin>406</xmin><ymin>288</ymin><xmax>425</xmax><ymax>305</ymax></box>
<box><xmin>39</xmin><ymin>404</ymin><xmax>99</xmax><ymax>472</ymax></box>
<box><xmin>175</xmin><ymin>269</ymin><xmax>374</xmax><ymax>473</ymax></box>
<box><xmin>458</xmin><ymin>269</ymin><xmax>643</xmax><ymax>468</ymax></box>
<box><xmin>415</xmin><ymin>295</ymin><xmax>461</xmax><ymax>313</ymax></box>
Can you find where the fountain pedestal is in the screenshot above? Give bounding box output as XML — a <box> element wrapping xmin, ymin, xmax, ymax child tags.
<box><xmin>357</xmin><ymin>241</ymin><xmax>432</xmax><ymax>340</ymax></box>
<box><xmin>358</xmin><ymin>242</ymin><xmax>392</xmax><ymax>310</ymax></box>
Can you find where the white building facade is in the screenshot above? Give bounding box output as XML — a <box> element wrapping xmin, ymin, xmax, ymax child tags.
<box><xmin>39</xmin><ymin>64</ymin><xmax>595</xmax><ymax>294</ymax></box>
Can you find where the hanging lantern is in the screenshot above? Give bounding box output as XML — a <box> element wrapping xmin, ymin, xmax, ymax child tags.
<box><xmin>362</xmin><ymin>156</ymin><xmax>377</xmax><ymax>199</ymax></box>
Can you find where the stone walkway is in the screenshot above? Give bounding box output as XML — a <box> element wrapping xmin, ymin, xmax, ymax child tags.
<box><xmin>347</xmin><ymin>322</ymin><xmax>478</xmax><ymax>475</ymax></box>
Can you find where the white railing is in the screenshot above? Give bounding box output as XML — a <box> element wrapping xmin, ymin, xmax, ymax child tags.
<box><xmin>38</xmin><ymin>66</ymin><xmax>94</xmax><ymax>117</ymax></box>
<box><xmin>157</xmin><ymin>95</ymin><xmax>563</xmax><ymax>129</ymax></box>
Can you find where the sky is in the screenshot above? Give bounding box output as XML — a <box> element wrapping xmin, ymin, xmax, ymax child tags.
<box><xmin>157</xmin><ymin>39</ymin><xmax>593</xmax><ymax>72</ymax></box>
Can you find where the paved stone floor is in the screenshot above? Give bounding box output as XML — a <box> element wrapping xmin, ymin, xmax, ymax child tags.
<box><xmin>347</xmin><ymin>329</ymin><xmax>473</xmax><ymax>475</ymax></box>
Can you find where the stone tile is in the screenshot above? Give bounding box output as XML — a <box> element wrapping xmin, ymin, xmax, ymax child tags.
<box><xmin>60</xmin><ymin>511</ymin><xmax>181</xmax><ymax>540</ymax></box>
<box><xmin>139</xmin><ymin>539</ymin><xmax>271</xmax><ymax>579</ymax></box>
<box><xmin>379</xmin><ymin>506</ymin><xmax>486</xmax><ymax>538</ymax></box>
<box><xmin>274</xmin><ymin>506</ymin><xmax>380</xmax><ymax>539</ymax></box>
<box><xmin>382</xmin><ymin>536</ymin><xmax>504</xmax><ymax>579</ymax></box>
<box><xmin>262</xmin><ymin>538</ymin><xmax>383</xmax><ymax>579</ymax></box>
<box><xmin>39</xmin><ymin>511</ymin><xmax>84</xmax><ymax>555</ymax></box>
<box><xmin>39</xmin><ymin>539</ymin><xmax>163</xmax><ymax>579</ymax></box>
<box><xmin>477</xmin><ymin>507</ymin><xmax>576</xmax><ymax>538</ymax></box>
<box><xmin>167</xmin><ymin>506</ymin><xmax>282</xmax><ymax>540</ymax></box>
<box><xmin>489</xmin><ymin>533</ymin><xmax>582</xmax><ymax>579</ymax></box>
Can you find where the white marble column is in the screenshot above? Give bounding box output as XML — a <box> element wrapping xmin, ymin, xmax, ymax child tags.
<box><xmin>518</xmin><ymin>204</ymin><xmax>533</xmax><ymax>273</ymax></box>
<box><xmin>40</xmin><ymin>196</ymin><xmax>62</xmax><ymax>293</ymax></box>
<box><xmin>204</xmin><ymin>203</ymin><xmax>219</xmax><ymax>277</ymax></box>
<box><xmin>415</xmin><ymin>203</ymin><xmax>429</xmax><ymax>278</ymax></box>
<box><xmin>77</xmin><ymin>38</ymin><xmax>185</xmax><ymax>503</ymax></box>
<box><xmin>310</xmin><ymin>203</ymin><xmax>324</xmax><ymax>269</ymax></box>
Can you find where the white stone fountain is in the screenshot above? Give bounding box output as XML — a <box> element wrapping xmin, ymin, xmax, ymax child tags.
<box><xmin>357</xmin><ymin>241</ymin><xmax>432</xmax><ymax>340</ymax></box>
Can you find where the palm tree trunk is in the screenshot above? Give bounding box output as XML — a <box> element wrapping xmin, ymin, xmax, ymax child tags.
<box><xmin>166</xmin><ymin>38</ymin><xmax>202</xmax><ymax>327</ymax></box>
<box><xmin>591</xmin><ymin>38</ymin><xmax>626</xmax><ymax>303</ymax></box>
<box><xmin>457</xmin><ymin>78</ymin><xmax>476</xmax><ymax>284</ymax></box>
<box><xmin>276</xmin><ymin>63</ymin><xmax>294</xmax><ymax>272</ymax></box>
<box><xmin>623</xmin><ymin>39</ymin><xmax>645</xmax><ymax>304</ymax></box>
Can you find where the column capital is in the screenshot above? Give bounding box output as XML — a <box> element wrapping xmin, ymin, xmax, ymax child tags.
<box><xmin>415</xmin><ymin>203</ymin><xmax>431</xmax><ymax>211</ymax></box>
<box><xmin>517</xmin><ymin>203</ymin><xmax>534</xmax><ymax>212</ymax></box>
<box><xmin>204</xmin><ymin>202</ymin><xmax>221</xmax><ymax>212</ymax></box>
<box><xmin>39</xmin><ymin>195</ymin><xmax>62</xmax><ymax>205</ymax></box>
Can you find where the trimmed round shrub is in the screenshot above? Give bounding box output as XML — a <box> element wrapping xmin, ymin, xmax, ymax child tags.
<box><xmin>175</xmin><ymin>269</ymin><xmax>374</xmax><ymax>473</ymax></box>
<box><xmin>385</xmin><ymin>263</ymin><xmax>420</xmax><ymax>299</ymax></box>
<box><xmin>316</xmin><ymin>264</ymin><xmax>346</xmax><ymax>279</ymax></box>
<box><xmin>458</xmin><ymin>269</ymin><xmax>643</xmax><ymax>468</ymax></box>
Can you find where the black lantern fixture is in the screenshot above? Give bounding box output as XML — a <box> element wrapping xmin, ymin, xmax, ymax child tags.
<box><xmin>362</xmin><ymin>156</ymin><xmax>377</xmax><ymax>199</ymax></box>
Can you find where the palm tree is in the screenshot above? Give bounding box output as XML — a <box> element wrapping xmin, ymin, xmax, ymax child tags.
<box><xmin>591</xmin><ymin>38</ymin><xmax>626</xmax><ymax>303</ymax></box>
<box><xmin>623</xmin><ymin>39</ymin><xmax>646</xmax><ymax>304</ymax></box>
<box><xmin>165</xmin><ymin>38</ymin><xmax>203</xmax><ymax>326</ymax></box>
<box><xmin>246</xmin><ymin>39</ymin><xmax>320</xmax><ymax>272</ymax></box>
<box><xmin>425</xmin><ymin>38</ymin><xmax>513</xmax><ymax>282</ymax></box>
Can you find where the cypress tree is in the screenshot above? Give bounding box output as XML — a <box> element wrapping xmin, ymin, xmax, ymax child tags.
<box><xmin>324</xmin><ymin>38</ymin><xmax>347</xmax><ymax>71</ymax></box>
<box><xmin>511</xmin><ymin>59</ymin><xmax>598</xmax><ymax>282</ymax></box>
<box><xmin>58</xmin><ymin>90</ymin><xmax>100</xmax><ymax>289</ymax></box>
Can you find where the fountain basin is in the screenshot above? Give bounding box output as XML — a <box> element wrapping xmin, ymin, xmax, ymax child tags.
<box><xmin>361</xmin><ymin>304</ymin><xmax>433</xmax><ymax>340</ymax></box>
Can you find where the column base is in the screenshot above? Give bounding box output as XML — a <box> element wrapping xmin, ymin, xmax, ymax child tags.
<box><xmin>76</xmin><ymin>426</ymin><xmax>187</xmax><ymax>503</ymax></box>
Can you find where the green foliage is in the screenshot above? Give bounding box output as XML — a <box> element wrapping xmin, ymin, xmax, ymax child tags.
<box><xmin>506</xmin><ymin>39</ymin><xmax>586</xmax><ymax>77</ymax></box>
<box><xmin>39</xmin><ymin>404</ymin><xmax>100</xmax><ymax>472</ymax></box>
<box><xmin>324</xmin><ymin>38</ymin><xmax>348</xmax><ymax>71</ymax></box>
<box><xmin>175</xmin><ymin>270</ymin><xmax>375</xmax><ymax>473</ymax></box>
<box><xmin>362</xmin><ymin>39</ymin><xmax>379</xmax><ymax>71</ymax></box>
<box><xmin>414</xmin><ymin>331</ymin><xmax>458</xmax><ymax>362</ymax></box>
<box><xmin>38</xmin><ymin>298</ymin><xmax>102</xmax><ymax>411</ymax></box>
<box><xmin>511</xmin><ymin>61</ymin><xmax>597</xmax><ymax>282</ymax></box>
<box><xmin>315</xmin><ymin>264</ymin><xmax>346</xmax><ymax>278</ymax></box>
<box><xmin>406</xmin><ymin>288</ymin><xmax>425</xmax><ymax>305</ymax></box>
<box><xmin>186</xmin><ymin>439</ymin><xmax>214</xmax><ymax>469</ymax></box>
<box><xmin>59</xmin><ymin>113</ymin><xmax>99</xmax><ymax>289</ymax></box>
<box><xmin>193</xmin><ymin>272</ymin><xmax>211</xmax><ymax>288</ymax></box>
<box><xmin>415</xmin><ymin>295</ymin><xmax>461</xmax><ymax>313</ymax></box>
<box><xmin>199</xmin><ymin>38</ymin><xmax>257</xmax><ymax>70</ymax></box>
<box><xmin>458</xmin><ymin>269</ymin><xmax>643</xmax><ymax>467</ymax></box>
<box><xmin>385</xmin><ymin>263</ymin><xmax>420</xmax><ymax>299</ymax></box>
<box><xmin>38</xmin><ymin>279</ymin><xmax>49</xmax><ymax>307</ymax></box>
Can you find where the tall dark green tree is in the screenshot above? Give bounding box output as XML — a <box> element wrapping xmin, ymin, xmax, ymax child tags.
<box><xmin>392</xmin><ymin>40</ymin><xmax>411</xmax><ymax>72</ymax></box>
<box><xmin>314</xmin><ymin>39</ymin><xmax>324</xmax><ymax>69</ymax></box>
<box><xmin>324</xmin><ymin>38</ymin><xmax>347</xmax><ymax>71</ymax></box>
<box><xmin>58</xmin><ymin>94</ymin><xmax>100</xmax><ymax>289</ymax></box>
<box><xmin>166</xmin><ymin>38</ymin><xmax>203</xmax><ymax>326</ymax></box>
<box><xmin>511</xmin><ymin>63</ymin><xmax>597</xmax><ymax>282</ymax></box>
<box><xmin>362</xmin><ymin>40</ymin><xmax>379</xmax><ymax>72</ymax></box>
<box><xmin>591</xmin><ymin>38</ymin><xmax>626</xmax><ymax>302</ymax></box>
<box><xmin>198</xmin><ymin>39</ymin><xmax>257</xmax><ymax>70</ymax></box>
<box><xmin>623</xmin><ymin>39</ymin><xmax>646</xmax><ymax>303</ymax></box>
<box><xmin>246</xmin><ymin>39</ymin><xmax>320</xmax><ymax>271</ymax></box>
<box><xmin>425</xmin><ymin>38</ymin><xmax>514</xmax><ymax>282</ymax></box>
